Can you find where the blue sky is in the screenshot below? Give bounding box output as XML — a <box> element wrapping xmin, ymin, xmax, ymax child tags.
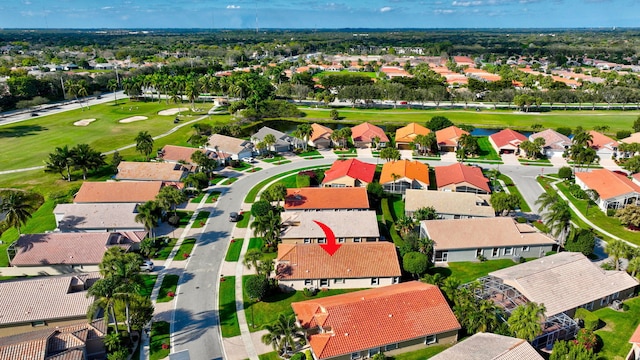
<box><xmin>0</xmin><ymin>0</ymin><xmax>637</xmax><ymax>29</ymax></box>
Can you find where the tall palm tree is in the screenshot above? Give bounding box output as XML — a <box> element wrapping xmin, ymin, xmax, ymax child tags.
<box><xmin>64</xmin><ymin>79</ymin><xmax>84</xmax><ymax>110</ymax></box>
<box><xmin>1</xmin><ymin>190</ymin><xmax>38</xmax><ymax>234</ymax></box>
<box><xmin>261</xmin><ymin>314</ymin><xmax>304</xmax><ymax>356</ymax></box>
<box><xmin>72</xmin><ymin>143</ymin><xmax>105</xmax><ymax>180</ymax></box>
<box><xmin>263</xmin><ymin>134</ymin><xmax>277</xmax><ymax>154</ymax></box>
<box><xmin>606</xmin><ymin>239</ymin><xmax>631</xmax><ymax>271</ymax></box>
<box><xmin>107</xmin><ymin>79</ymin><xmax>118</xmax><ymax>105</ymax></box>
<box><xmin>243</xmin><ymin>248</ymin><xmax>262</xmax><ymax>273</ymax></box>
<box><xmin>185</xmin><ymin>81</ymin><xmax>200</xmax><ymax>111</ymax></box>
<box><xmin>76</xmin><ymin>80</ymin><xmax>89</xmax><ymax>109</ymax></box>
<box><xmin>294</xmin><ymin>123</ymin><xmax>313</xmax><ymax>151</ymax></box>
<box><xmin>251</xmin><ymin>210</ymin><xmax>281</xmax><ymax>247</ymax></box>
<box><xmin>541</xmin><ymin>200</ymin><xmax>572</xmax><ymax>244</ymax></box>
<box><xmin>535</xmin><ymin>192</ymin><xmax>559</xmax><ymax>213</ymax></box>
<box><xmin>87</xmin><ymin>277</ymin><xmax>121</xmax><ymax>334</ymax></box>
<box><xmin>135</xmin><ymin>131</ymin><xmax>154</xmax><ymax>161</ymax></box>
<box><xmin>627</xmin><ymin>256</ymin><xmax>640</xmax><ymax>278</ymax></box>
<box><xmin>134</xmin><ymin>200</ymin><xmax>162</xmax><ymax>239</ymax></box>
<box><xmin>390</xmin><ymin>172</ymin><xmax>401</xmax><ymax>193</ymax></box>
<box><xmin>45</xmin><ymin>145</ymin><xmax>75</xmax><ymax>181</ymax></box>
<box><xmin>507</xmin><ymin>302</ymin><xmax>546</xmax><ymax>341</ymax></box>
<box><xmin>395</xmin><ymin>216</ymin><xmax>415</xmax><ymax>236</ymax></box>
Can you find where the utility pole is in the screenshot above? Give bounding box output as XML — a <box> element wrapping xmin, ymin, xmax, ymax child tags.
<box><xmin>60</xmin><ymin>76</ymin><xmax>66</xmax><ymax>100</ymax></box>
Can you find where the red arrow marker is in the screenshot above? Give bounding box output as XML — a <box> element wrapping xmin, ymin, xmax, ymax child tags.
<box><xmin>313</xmin><ymin>220</ymin><xmax>341</xmax><ymax>256</ymax></box>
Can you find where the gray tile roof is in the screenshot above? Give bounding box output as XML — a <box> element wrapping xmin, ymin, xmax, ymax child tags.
<box><xmin>54</xmin><ymin>203</ymin><xmax>142</xmax><ymax>231</ymax></box>
<box><xmin>404</xmin><ymin>189</ymin><xmax>495</xmax><ymax>218</ymax></box>
<box><xmin>252</xmin><ymin>126</ymin><xmax>302</xmax><ymax>146</ymax></box>
<box><xmin>281</xmin><ymin>211</ymin><xmax>380</xmax><ymax>239</ymax></box>
<box><xmin>430</xmin><ymin>332</ymin><xmax>543</xmax><ymax>360</ymax></box>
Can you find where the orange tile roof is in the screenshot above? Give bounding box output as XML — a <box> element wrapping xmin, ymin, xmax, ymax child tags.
<box><xmin>453</xmin><ymin>56</ymin><xmax>474</xmax><ymax>65</ymax></box>
<box><xmin>490</xmin><ymin>128</ymin><xmax>527</xmax><ymax>149</ymax></box>
<box><xmin>351</xmin><ymin>122</ymin><xmax>390</xmax><ymax>143</ymax></box>
<box><xmin>310</xmin><ymin>123</ymin><xmax>333</xmax><ymax>142</ymax></box>
<box><xmin>435</xmin><ymin>163</ymin><xmax>490</xmax><ymax>193</ymax></box>
<box><xmin>276</xmin><ymin>243</ymin><xmax>400</xmax><ymax>281</ymax></box>
<box><xmin>284</xmin><ymin>187</ymin><xmax>369</xmax><ymax>210</ymax></box>
<box><xmin>322</xmin><ymin>159</ymin><xmax>376</xmax><ymax>184</ymax></box>
<box><xmin>588</xmin><ymin>130</ymin><xmax>618</xmax><ymax>150</ymax></box>
<box><xmin>395</xmin><ymin>122</ymin><xmax>431</xmax><ymax>144</ymax></box>
<box><xmin>291</xmin><ymin>282</ymin><xmax>460</xmax><ymax>359</ymax></box>
<box><xmin>630</xmin><ymin>324</ymin><xmax>640</xmax><ymax>344</ymax></box>
<box><xmin>380</xmin><ymin>160</ymin><xmax>429</xmax><ymax>186</ymax></box>
<box><xmin>160</xmin><ymin>145</ymin><xmax>205</xmax><ymax>164</ymax></box>
<box><xmin>435</xmin><ymin>126</ymin><xmax>469</xmax><ymax>147</ymax></box>
<box><xmin>74</xmin><ymin>181</ymin><xmax>163</xmax><ymax>203</ymax></box>
<box><xmin>116</xmin><ymin>161</ymin><xmax>188</xmax><ymax>182</ymax></box>
<box><xmin>576</xmin><ymin>169</ymin><xmax>640</xmax><ymax>200</ymax></box>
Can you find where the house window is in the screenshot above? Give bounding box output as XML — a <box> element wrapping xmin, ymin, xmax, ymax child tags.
<box><xmin>318</xmin><ymin>238</ymin><xmax>327</xmax><ymax>244</ymax></box>
<box><xmin>371</xmin><ymin>278</ymin><xmax>379</xmax><ymax>285</ymax></box>
<box><xmin>492</xmin><ymin>248</ymin><xmax>499</xmax><ymax>257</ymax></box>
<box><xmin>476</xmin><ymin>249</ymin><xmax>483</xmax><ymax>258</ymax></box>
<box><xmin>31</xmin><ymin>321</ymin><xmax>46</xmax><ymax>327</ymax></box>
<box><xmin>425</xmin><ymin>335</ymin><xmax>437</xmax><ymax>345</ymax></box>
<box><xmin>582</xmin><ymin>301</ymin><xmax>594</xmax><ymax>311</ymax></box>
<box><xmin>504</xmin><ymin>247</ymin><xmax>513</xmax><ymax>256</ymax></box>
<box><xmin>320</xmin><ymin>279</ymin><xmax>329</xmax><ymax>287</ymax></box>
<box><xmin>338</xmin><ymin>237</ymin><xmax>346</xmax><ymax>243</ymax></box>
<box><xmin>303</xmin><ymin>238</ymin><xmax>311</xmax><ymax>244</ymax></box>
<box><xmin>334</xmin><ymin>278</ymin><xmax>345</xmax><ymax>284</ymax></box>
<box><xmin>613</xmin><ymin>292</ymin><xmax>620</xmax><ymax>299</ymax></box>
<box><xmin>522</xmin><ymin>246</ymin><xmax>530</xmax><ymax>252</ymax></box>
<box><xmin>601</xmin><ymin>296</ymin><xmax>610</xmax><ymax>306</ymax></box>
<box><xmin>368</xmin><ymin>348</ymin><xmax>380</xmax><ymax>357</ymax></box>
<box><xmin>351</xmin><ymin>352</ymin><xmax>361</xmax><ymax>360</ymax></box>
<box><xmin>385</xmin><ymin>343</ymin><xmax>398</xmax><ymax>351</ymax></box>
<box><xmin>354</xmin><ymin>237</ymin><xmax>361</xmax><ymax>243</ymax></box>
<box><xmin>392</xmin><ymin>277</ymin><xmax>399</xmax><ymax>284</ymax></box>
<box><xmin>304</xmin><ymin>279</ymin><xmax>312</xmax><ymax>286</ymax></box>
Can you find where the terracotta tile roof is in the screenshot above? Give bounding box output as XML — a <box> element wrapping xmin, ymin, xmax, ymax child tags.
<box><xmin>310</xmin><ymin>123</ymin><xmax>333</xmax><ymax>142</ymax></box>
<box><xmin>74</xmin><ymin>181</ymin><xmax>163</xmax><ymax>203</ymax></box>
<box><xmin>277</xmin><ymin>242</ymin><xmax>400</xmax><ymax>281</ymax></box>
<box><xmin>394</xmin><ymin>123</ymin><xmax>431</xmax><ymax>144</ymax></box>
<box><xmin>159</xmin><ymin>145</ymin><xmax>205</xmax><ymax>164</ymax></box>
<box><xmin>576</xmin><ymin>169</ymin><xmax>640</xmax><ymax>200</ymax></box>
<box><xmin>430</xmin><ymin>332</ymin><xmax>543</xmax><ymax>360</ymax></box>
<box><xmin>322</xmin><ymin>159</ymin><xmax>376</xmax><ymax>184</ymax></box>
<box><xmin>453</xmin><ymin>56</ymin><xmax>475</xmax><ymax>65</ymax></box>
<box><xmin>281</xmin><ymin>211</ymin><xmax>380</xmax><ymax>240</ymax></box>
<box><xmin>46</xmin><ymin>349</ymin><xmax>84</xmax><ymax>360</ymax></box>
<box><xmin>630</xmin><ymin>323</ymin><xmax>640</xmax><ymax>344</ymax></box>
<box><xmin>490</xmin><ymin>129</ymin><xmax>527</xmax><ymax>149</ymax></box>
<box><xmin>435</xmin><ymin>163</ymin><xmax>490</xmax><ymax>193</ymax></box>
<box><xmin>291</xmin><ymin>282</ymin><xmax>460</xmax><ymax>359</ymax></box>
<box><xmin>0</xmin><ymin>273</ymin><xmax>99</xmax><ymax>326</ymax></box>
<box><xmin>284</xmin><ymin>187</ymin><xmax>369</xmax><ymax>210</ymax></box>
<box><xmin>404</xmin><ymin>190</ymin><xmax>495</xmax><ymax>218</ymax></box>
<box><xmin>116</xmin><ymin>161</ymin><xmax>188</xmax><ymax>182</ymax></box>
<box><xmin>351</xmin><ymin>122</ymin><xmax>390</xmax><ymax>143</ymax></box>
<box><xmin>435</xmin><ymin>126</ymin><xmax>469</xmax><ymax>147</ymax></box>
<box><xmin>491</xmin><ymin>252</ymin><xmax>639</xmax><ymax>317</ymax></box>
<box><xmin>379</xmin><ymin>160</ymin><xmax>429</xmax><ymax>186</ymax></box>
<box><xmin>54</xmin><ymin>203</ymin><xmax>143</xmax><ymax>231</ymax></box>
<box><xmin>588</xmin><ymin>130</ymin><xmax>618</xmax><ymax>151</ymax></box>
<box><xmin>621</xmin><ymin>132</ymin><xmax>640</xmax><ymax>144</ymax></box>
<box><xmin>529</xmin><ymin>129</ymin><xmax>571</xmax><ymax>151</ymax></box>
<box><xmin>421</xmin><ymin>217</ymin><xmax>556</xmax><ymax>251</ymax></box>
<box><xmin>11</xmin><ymin>232</ymin><xmax>142</xmax><ymax>266</ymax></box>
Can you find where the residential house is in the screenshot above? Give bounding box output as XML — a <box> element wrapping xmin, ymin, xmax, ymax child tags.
<box><xmin>73</xmin><ymin>181</ymin><xmax>163</xmax><ymax>203</ymax></box>
<box><xmin>8</xmin><ymin>232</ymin><xmax>146</xmax><ymax>274</ymax></box>
<box><xmin>404</xmin><ymin>190</ymin><xmax>495</xmax><ymax>219</ymax></box>
<box><xmin>291</xmin><ymin>281</ymin><xmax>460</xmax><ymax>360</ymax></box>
<box><xmin>116</xmin><ymin>161</ymin><xmax>190</xmax><ymax>183</ymax></box>
<box><xmin>157</xmin><ymin>145</ymin><xmax>206</xmax><ymax>165</ymax></box>
<box><xmin>489</xmin><ymin>129</ymin><xmax>528</xmax><ymax>154</ymax></box>
<box><xmin>588</xmin><ymin>130</ymin><xmax>618</xmax><ymax>158</ymax></box>
<box><xmin>0</xmin><ymin>319</ymin><xmax>106</xmax><ymax>360</ymax></box>
<box><xmin>628</xmin><ymin>324</ymin><xmax>640</xmax><ymax>360</ymax></box>
<box><xmin>529</xmin><ymin>129</ymin><xmax>571</xmax><ymax>158</ymax></box>
<box><xmin>0</xmin><ymin>273</ymin><xmax>100</xmax><ymax>337</ymax></box>
<box><xmin>206</xmin><ymin>133</ymin><xmax>254</xmax><ymax>160</ymax></box>
<box><xmin>394</xmin><ymin>123</ymin><xmax>431</xmax><ymax>150</ymax></box>
<box><xmin>284</xmin><ymin>187</ymin><xmax>369</xmax><ymax>211</ymax></box>
<box><xmin>380</xmin><ymin>160</ymin><xmax>429</xmax><ymax>194</ymax></box>
<box><xmin>434</xmin><ymin>163</ymin><xmax>491</xmax><ymax>194</ymax></box>
<box><xmin>322</xmin><ymin>159</ymin><xmax>376</xmax><ymax>188</ymax></box>
<box><xmin>309</xmin><ymin>123</ymin><xmax>334</xmax><ymax>149</ymax></box>
<box><xmin>252</xmin><ymin>126</ymin><xmax>301</xmax><ymax>153</ymax></box>
<box><xmin>575</xmin><ymin>169</ymin><xmax>640</xmax><ymax>211</ymax></box>
<box><xmin>419</xmin><ymin>217</ymin><xmax>556</xmax><ymax>263</ymax></box>
<box><xmin>435</xmin><ymin>126</ymin><xmax>469</xmax><ymax>152</ymax></box>
<box><xmin>276</xmin><ymin>242</ymin><xmax>401</xmax><ymax>291</ymax></box>
<box><xmin>453</xmin><ymin>56</ymin><xmax>475</xmax><ymax>67</ymax></box>
<box><xmin>620</xmin><ymin>132</ymin><xmax>640</xmax><ymax>146</ymax></box>
<box><xmin>54</xmin><ymin>203</ymin><xmax>145</xmax><ymax>232</ymax></box>
<box><xmin>430</xmin><ymin>332</ymin><xmax>543</xmax><ymax>360</ymax></box>
<box><xmin>280</xmin><ymin>211</ymin><xmax>379</xmax><ymax>244</ymax></box>
<box><xmin>350</xmin><ymin>122</ymin><xmax>389</xmax><ymax>148</ymax></box>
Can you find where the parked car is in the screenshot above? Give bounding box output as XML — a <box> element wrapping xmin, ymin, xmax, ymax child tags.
<box><xmin>30</xmin><ymin>112</ymin><xmax>39</xmax><ymax>117</ymax></box>
<box><xmin>229</xmin><ymin>212</ymin><xmax>240</xmax><ymax>222</ymax></box>
<box><xmin>140</xmin><ymin>260</ymin><xmax>154</xmax><ymax>272</ymax></box>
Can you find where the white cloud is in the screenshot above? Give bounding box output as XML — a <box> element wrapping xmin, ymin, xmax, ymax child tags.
<box><xmin>226</xmin><ymin>5</ymin><xmax>241</xmax><ymax>9</ymax></box>
<box><xmin>380</xmin><ymin>6</ymin><xmax>393</xmax><ymax>12</ymax></box>
<box><xmin>101</xmin><ymin>6</ymin><xmax>113</xmax><ymax>10</ymax></box>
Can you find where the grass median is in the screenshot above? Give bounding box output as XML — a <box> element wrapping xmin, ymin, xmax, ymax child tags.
<box><xmin>219</xmin><ymin>276</ymin><xmax>240</xmax><ymax>337</ymax></box>
<box><xmin>244</xmin><ymin>165</ymin><xmax>329</xmax><ymax>203</ymax></box>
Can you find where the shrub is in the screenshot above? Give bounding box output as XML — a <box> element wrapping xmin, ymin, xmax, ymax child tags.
<box><xmin>302</xmin><ymin>287</ymin><xmax>316</xmax><ymax>297</ymax></box>
<box><xmin>575</xmin><ymin>308</ymin><xmax>600</xmax><ymax>331</ymax></box>
<box><xmin>606</xmin><ymin>209</ymin><xmax>616</xmax><ymax>217</ymax></box>
<box><xmin>477</xmin><ymin>254</ymin><xmax>487</xmax><ymax>262</ymax></box>
<box><xmin>290</xmin><ymin>353</ymin><xmax>305</xmax><ymax>360</ymax></box>
<box><xmin>229</xmin><ymin>159</ymin><xmax>240</xmax><ymax>168</ymax></box>
<box><xmin>305</xmin><ymin>350</ymin><xmax>313</xmax><ymax>360</ymax></box>
<box><xmin>403</xmin><ymin>252</ymin><xmax>429</xmax><ymax>278</ymax></box>
<box><xmin>330</xmin><ymin>109</ymin><xmax>339</xmax><ymax>120</ymax></box>
<box><xmin>556</xmin><ymin>127</ymin><xmax>572</xmax><ymax>136</ymax></box>
<box><xmin>558</xmin><ymin>166</ymin><xmax>573</xmax><ymax>180</ymax></box>
<box><xmin>568</xmin><ymin>184</ymin><xmax>588</xmax><ymax>199</ymax></box>
<box><xmin>245</xmin><ymin>276</ymin><xmax>269</xmax><ymax>301</ymax></box>
<box><xmin>516</xmin><ymin>216</ymin><xmax>527</xmax><ymax>223</ymax></box>
<box><xmin>617</xmin><ymin>130</ymin><xmax>632</xmax><ymax>140</ymax></box>
<box><xmin>168</xmin><ymin>215</ymin><xmax>180</xmax><ymax>227</ymax></box>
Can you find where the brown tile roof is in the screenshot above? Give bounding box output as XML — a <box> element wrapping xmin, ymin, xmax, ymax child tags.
<box><xmin>46</xmin><ymin>349</ymin><xmax>84</xmax><ymax>360</ymax></box>
<box><xmin>380</xmin><ymin>160</ymin><xmax>429</xmax><ymax>186</ymax></box>
<box><xmin>630</xmin><ymin>324</ymin><xmax>640</xmax><ymax>344</ymax></box>
<box><xmin>430</xmin><ymin>332</ymin><xmax>543</xmax><ymax>360</ymax></box>
<box><xmin>394</xmin><ymin>123</ymin><xmax>431</xmax><ymax>144</ymax></box>
<box><xmin>621</xmin><ymin>132</ymin><xmax>640</xmax><ymax>144</ymax></box>
<box><xmin>435</xmin><ymin>126</ymin><xmax>469</xmax><ymax>147</ymax></box>
<box><xmin>588</xmin><ymin>130</ymin><xmax>618</xmax><ymax>151</ymax></box>
<box><xmin>0</xmin><ymin>273</ymin><xmax>99</xmax><ymax>326</ymax></box>
<box><xmin>159</xmin><ymin>145</ymin><xmax>205</xmax><ymax>164</ymax></box>
<box><xmin>435</xmin><ymin>163</ymin><xmax>491</xmax><ymax>193</ymax></box>
<box><xmin>116</xmin><ymin>161</ymin><xmax>188</xmax><ymax>182</ymax></box>
<box><xmin>421</xmin><ymin>217</ymin><xmax>556</xmax><ymax>251</ymax></box>
<box><xmin>322</xmin><ymin>159</ymin><xmax>376</xmax><ymax>184</ymax></box>
<box><xmin>351</xmin><ymin>122</ymin><xmax>390</xmax><ymax>143</ymax></box>
<box><xmin>576</xmin><ymin>169</ymin><xmax>640</xmax><ymax>200</ymax></box>
<box><xmin>11</xmin><ymin>232</ymin><xmax>143</xmax><ymax>266</ymax></box>
<box><xmin>284</xmin><ymin>187</ymin><xmax>369</xmax><ymax>210</ymax></box>
<box><xmin>276</xmin><ymin>242</ymin><xmax>400</xmax><ymax>281</ymax></box>
<box><xmin>74</xmin><ymin>181</ymin><xmax>163</xmax><ymax>203</ymax></box>
<box><xmin>489</xmin><ymin>129</ymin><xmax>527</xmax><ymax>149</ymax></box>
<box><xmin>291</xmin><ymin>281</ymin><xmax>460</xmax><ymax>359</ymax></box>
<box><xmin>529</xmin><ymin>129</ymin><xmax>571</xmax><ymax>151</ymax></box>
<box><xmin>310</xmin><ymin>123</ymin><xmax>333</xmax><ymax>143</ymax></box>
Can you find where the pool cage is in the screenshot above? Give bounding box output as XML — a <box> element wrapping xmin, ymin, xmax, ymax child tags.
<box><xmin>467</xmin><ymin>276</ymin><xmax>579</xmax><ymax>350</ymax></box>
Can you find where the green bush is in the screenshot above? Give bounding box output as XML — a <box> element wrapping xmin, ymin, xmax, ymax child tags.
<box><xmin>558</xmin><ymin>166</ymin><xmax>573</xmax><ymax>180</ymax></box>
<box><xmin>606</xmin><ymin>209</ymin><xmax>616</xmax><ymax>217</ymax></box>
<box><xmin>305</xmin><ymin>350</ymin><xmax>313</xmax><ymax>360</ymax></box>
<box><xmin>381</xmin><ymin>198</ymin><xmax>404</xmax><ymax>247</ymax></box>
<box><xmin>556</xmin><ymin>127</ymin><xmax>572</xmax><ymax>136</ymax></box>
<box><xmin>290</xmin><ymin>353</ymin><xmax>305</xmax><ymax>360</ymax></box>
<box><xmin>617</xmin><ymin>130</ymin><xmax>632</xmax><ymax>140</ymax></box>
<box><xmin>516</xmin><ymin>216</ymin><xmax>527</xmax><ymax>223</ymax></box>
<box><xmin>575</xmin><ymin>308</ymin><xmax>600</xmax><ymax>331</ymax></box>
<box><xmin>302</xmin><ymin>287</ymin><xmax>316</xmax><ymax>297</ymax></box>
<box><xmin>568</xmin><ymin>184</ymin><xmax>588</xmax><ymax>199</ymax></box>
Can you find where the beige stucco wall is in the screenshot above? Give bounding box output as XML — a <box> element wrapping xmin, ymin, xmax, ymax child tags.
<box><xmin>0</xmin><ymin>265</ymin><xmax>101</xmax><ymax>276</ymax></box>
<box><xmin>279</xmin><ymin>276</ymin><xmax>398</xmax><ymax>291</ymax></box>
<box><xmin>0</xmin><ymin>317</ymin><xmax>88</xmax><ymax>337</ymax></box>
<box><xmin>281</xmin><ymin>237</ymin><xmax>379</xmax><ymax>245</ymax></box>
<box><xmin>323</xmin><ymin>175</ymin><xmax>357</xmax><ymax>188</ymax></box>
<box><xmin>438</xmin><ymin>181</ymin><xmax>487</xmax><ymax>194</ymax></box>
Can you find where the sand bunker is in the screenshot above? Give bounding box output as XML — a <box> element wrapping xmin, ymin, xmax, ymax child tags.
<box><xmin>73</xmin><ymin>119</ymin><xmax>97</xmax><ymax>126</ymax></box>
<box><xmin>119</xmin><ymin>116</ymin><xmax>149</xmax><ymax>123</ymax></box>
<box><xmin>158</xmin><ymin>108</ymin><xmax>188</xmax><ymax>116</ymax></box>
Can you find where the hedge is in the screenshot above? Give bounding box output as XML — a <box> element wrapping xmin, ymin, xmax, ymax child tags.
<box><xmin>575</xmin><ymin>308</ymin><xmax>600</xmax><ymax>331</ymax></box>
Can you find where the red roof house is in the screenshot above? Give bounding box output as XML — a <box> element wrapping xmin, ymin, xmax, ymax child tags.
<box><xmin>351</xmin><ymin>122</ymin><xmax>389</xmax><ymax>148</ymax></box>
<box><xmin>292</xmin><ymin>281</ymin><xmax>460</xmax><ymax>359</ymax></box>
<box><xmin>489</xmin><ymin>128</ymin><xmax>528</xmax><ymax>154</ymax></box>
<box><xmin>284</xmin><ymin>187</ymin><xmax>369</xmax><ymax>211</ymax></box>
<box><xmin>74</xmin><ymin>181</ymin><xmax>163</xmax><ymax>203</ymax></box>
<box><xmin>322</xmin><ymin>159</ymin><xmax>376</xmax><ymax>188</ymax></box>
<box><xmin>435</xmin><ymin>163</ymin><xmax>491</xmax><ymax>194</ymax></box>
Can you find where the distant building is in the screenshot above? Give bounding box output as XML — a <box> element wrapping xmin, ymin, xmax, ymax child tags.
<box><xmin>489</xmin><ymin>129</ymin><xmax>527</xmax><ymax>154</ymax></box>
<box><xmin>394</xmin><ymin>123</ymin><xmax>431</xmax><ymax>150</ymax></box>
<box><xmin>435</xmin><ymin>126</ymin><xmax>469</xmax><ymax>152</ymax></box>
<box><xmin>74</xmin><ymin>181</ymin><xmax>163</xmax><ymax>204</ymax></box>
<box><xmin>206</xmin><ymin>134</ymin><xmax>254</xmax><ymax>160</ymax></box>
<box><xmin>529</xmin><ymin>129</ymin><xmax>571</xmax><ymax>158</ymax></box>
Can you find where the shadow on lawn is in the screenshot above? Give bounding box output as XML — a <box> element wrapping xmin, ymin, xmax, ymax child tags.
<box><xmin>0</xmin><ymin>125</ymin><xmax>48</xmax><ymax>138</ymax></box>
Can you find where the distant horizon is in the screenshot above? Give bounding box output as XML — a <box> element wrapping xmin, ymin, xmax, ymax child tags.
<box><xmin>0</xmin><ymin>27</ymin><xmax>634</xmax><ymax>32</ymax></box>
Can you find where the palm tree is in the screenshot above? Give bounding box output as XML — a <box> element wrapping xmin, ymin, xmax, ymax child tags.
<box><xmin>64</xmin><ymin>79</ymin><xmax>84</xmax><ymax>110</ymax></box>
<box><xmin>107</xmin><ymin>79</ymin><xmax>118</xmax><ymax>105</ymax></box>
<box><xmin>134</xmin><ymin>200</ymin><xmax>163</xmax><ymax>239</ymax></box>
<box><xmin>243</xmin><ymin>248</ymin><xmax>262</xmax><ymax>273</ymax></box>
<box><xmin>45</xmin><ymin>145</ymin><xmax>75</xmax><ymax>181</ymax></box>
<box><xmin>156</xmin><ymin>186</ymin><xmax>187</xmax><ymax>216</ymax></box>
<box><xmin>380</xmin><ymin>147</ymin><xmax>401</xmax><ymax>162</ymax></box>
<box><xmin>507</xmin><ymin>302</ymin><xmax>546</xmax><ymax>341</ymax></box>
<box><xmin>535</xmin><ymin>192</ymin><xmax>559</xmax><ymax>213</ymax></box>
<box><xmin>76</xmin><ymin>80</ymin><xmax>89</xmax><ymax>109</ymax></box>
<box><xmin>263</xmin><ymin>134</ymin><xmax>277</xmax><ymax>154</ymax></box>
<box><xmin>72</xmin><ymin>143</ymin><xmax>106</xmax><ymax>180</ymax></box>
<box><xmin>185</xmin><ymin>81</ymin><xmax>200</xmax><ymax>111</ymax></box>
<box><xmin>606</xmin><ymin>239</ymin><xmax>631</xmax><ymax>271</ymax></box>
<box><xmin>251</xmin><ymin>210</ymin><xmax>281</xmax><ymax>247</ymax></box>
<box><xmin>390</xmin><ymin>172</ymin><xmax>401</xmax><ymax>193</ymax></box>
<box><xmin>395</xmin><ymin>216</ymin><xmax>415</xmax><ymax>236</ymax></box>
<box><xmin>261</xmin><ymin>314</ymin><xmax>304</xmax><ymax>356</ymax></box>
<box><xmin>135</xmin><ymin>131</ymin><xmax>154</xmax><ymax>161</ymax></box>
<box><xmin>627</xmin><ymin>256</ymin><xmax>640</xmax><ymax>278</ymax></box>
<box><xmin>294</xmin><ymin>123</ymin><xmax>313</xmax><ymax>151</ymax></box>
<box><xmin>87</xmin><ymin>277</ymin><xmax>121</xmax><ymax>335</ymax></box>
<box><xmin>541</xmin><ymin>200</ymin><xmax>572</xmax><ymax>244</ymax></box>
<box><xmin>1</xmin><ymin>190</ymin><xmax>38</xmax><ymax>234</ymax></box>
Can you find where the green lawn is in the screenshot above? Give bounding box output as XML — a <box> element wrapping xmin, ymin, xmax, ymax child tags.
<box><xmin>297</xmin><ymin>149</ymin><xmax>321</xmax><ymax>157</ymax></box>
<box><xmin>389</xmin><ymin>345</ymin><xmax>449</xmax><ymax>360</ymax></box>
<box><xmin>221</xmin><ymin>177</ymin><xmax>239</xmax><ymax>185</ymax></box>
<box><xmin>243</xmin><ymin>275</ymin><xmax>359</xmax><ymax>332</ymax></box>
<box><xmin>431</xmin><ymin>259</ymin><xmax>520</xmax><ymax>284</ymax></box>
<box><xmin>138</xmin><ymin>275</ymin><xmax>158</xmax><ymax>298</ymax></box>
<box><xmin>247</xmin><ymin>238</ymin><xmax>278</xmax><ymax>262</ymax></box>
<box><xmin>245</xmin><ymin>167</ymin><xmax>263</xmax><ymax>173</ymax></box>
<box><xmin>594</xmin><ymin>296</ymin><xmax>640</xmax><ymax>359</ymax></box>
<box><xmin>388</xmin><ymin>195</ymin><xmax>405</xmax><ymax>220</ymax></box>
<box><xmin>334</xmin><ymin>148</ymin><xmax>356</xmax><ymax>155</ymax></box>
<box><xmin>225</xmin><ymin>239</ymin><xmax>244</xmax><ymax>262</ymax></box>
<box><xmin>190</xmin><ymin>192</ymin><xmax>206</xmax><ymax>203</ymax></box>
<box><xmin>274</xmin><ymin>174</ymin><xmax>299</xmax><ymax>189</ymax></box>
<box><xmin>174</xmin><ymin>238</ymin><xmax>196</xmax><ymax>261</ymax></box>
<box><xmin>151</xmin><ymin>238</ymin><xmax>178</xmax><ymax>260</ymax></box>
<box><xmin>475</xmin><ymin>136</ymin><xmax>501</xmax><ymax>161</ymax></box>
<box><xmin>210</xmin><ymin>175</ymin><xmax>226</xmax><ymax>185</ymax></box>
<box><xmin>230</xmin><ymin>162</ymin><xmax>252</xmax><ymax>171</ymax></box>
<box><xmin>244</xmin><ymin>166</ymin><xmax>329</xmax><ymax>203</ymax></box>
<box><xmin>219</xmin><ymin>276</ymin><xmax>240</xmax><ymax>338</ymax></box>
<box><xmin>191</xmin><ymin>211</ymin><xmax>211</xmax><ymax>228</ymax></box>
<box><xmin>261</xmin><ymin>156</ymin><xmax>286</xmax><ymax>163</ymax></box>
<box><xmin>156</xmin><ymin>274</ymin><xmax>180</xmax><ymax>303</ymax></box>
<box><xmin>190</xmin><ymin>191</ymin><xmax>220</xmax><ymax>203</ymax></box>
<box><xmin>175</xmin><ymin>211</ymin><xmax>194</xmax><ymax>228</ymax></box>
<box><xmin>149</xmin><ymin>321</ymin><xmax>170</xmax><ymax>360</ymax></box>
<box><xmin>498</xmin><ymin>173</ymin><xmax>532</xmax><ymax>212</ymax></box>
<box><xmin>236</xmin><ymin>212</ymin><xmax>251</xmax><ymax>228</ymax></box>
<box><xmin>518</xmin><ymin>157</ymin><xmax>552</xmax><ymax>165</ymax></box>
<box><xmin>258</xmin><ymin>352</ymin><xmax>281</xmax><ymax>360</ymax></box>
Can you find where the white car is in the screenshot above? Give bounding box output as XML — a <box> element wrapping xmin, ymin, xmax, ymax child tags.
<box><xmin>140</xmin><ymin>260</ymin><xmax>154</xmax><ymax>272</ymax></box>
